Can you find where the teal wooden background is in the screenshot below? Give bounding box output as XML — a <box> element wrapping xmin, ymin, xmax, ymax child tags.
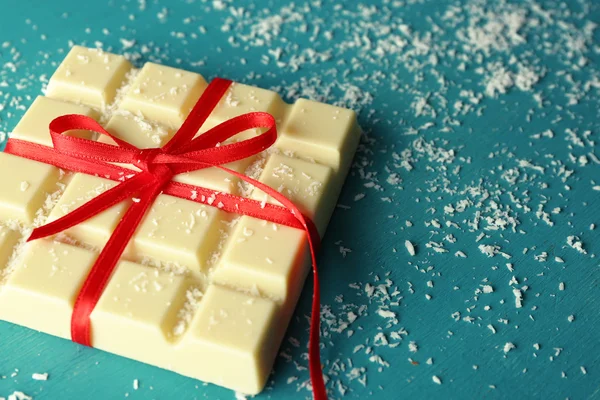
<box><xmin>1</xmin><ymin>0</ymin><xmax>599</xmax><ymax>399</ymax></box>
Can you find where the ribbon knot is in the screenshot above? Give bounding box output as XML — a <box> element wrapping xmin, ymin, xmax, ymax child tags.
<box><xmin>135</xmin><ymin>148</ymin><xmax>173</xmax><ymax>186</ymax></box>
<box><xmin>136</xmin><ymin>148</ymin><xmax>162</xmax><ymax>170</ymax></box>
<box><xmin>5</xmin><ymin>77</ymin><xmax>328</xmax><ymax>399</ymax></box>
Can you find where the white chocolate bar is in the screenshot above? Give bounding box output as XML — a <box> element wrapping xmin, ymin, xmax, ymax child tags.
<box><xmin>46</xmin><ymin>46</ymin><xmax>132</xmax><ymax>111</ymax></box>
<box><xmin>91</xmin><ymin>260</ymin><xmax>191</xmax><ymax>369</ymax></box>
<box><xmin>119</xmin><ymin>62</ymin><xmax>207</xmax><ymax>128</ymax></box>
<box><xmin>277</xmin><ymin>98</ymin><xmax>361</xmax><ymax>177</ymax></box>
<box><xmin>130</xmin><ymin>194</ymin><xmax>225</xmax><ymax>272</ymax></box>
<box><xmin>0</xmin><ymin>46</ymin><xmax>361</xmax><ymax>394</ymax></box>
<box><xmin>105</xmin><ymin>113</ymin><xmax>175</xmax><ymax>149</ymax></box>
<box><xmin>0</xmin><ymin>152</ymin><xmax>61</xmax><ymax>225</ymax></box>
<box><xmin>175</xmin><ymin>284</ymin><xmax>280</xmax><ymax>394</ymax></box>
<box><xmin>46</xmin><ymin>173</ymin><xmax>131</xmax><ymax>248</ymax></box>
<box><xmin>11</xmin><ymin>96</ymin><xmax>100</xmax><ymax>147</ymax></box>
<box><xmin>0</xmin><ymin>227</ymin><xmax>19</xmax><ymax>270</ymax></box>
<box><xmin>0</xmin><ymin>240</ymin><xmax>99</xmax><ymax>339</ymax></box>
<box><xmin>173</xmin><ymin>157</ymin><xmax>254</xmax><ymax>194</ymax></box>
<box><xmin>213</xmin><ymin>216</ymin><xmax>308</xmax><ymax>301</ymax></box>
<box><xmin>250</xmin><ymin>153</ymin><xmax>335</xmax><ymax>235</ymax></box>
<box><xmin>205</xmin><ymin>82</ymin><xmax>287</xmax><ymax>126</ymax></box>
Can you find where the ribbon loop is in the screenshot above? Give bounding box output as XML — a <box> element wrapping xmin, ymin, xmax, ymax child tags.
<box><xmin>50</xmin><ymin>115</ymin><xmax>140</xmax><ymax>164</ymax></box>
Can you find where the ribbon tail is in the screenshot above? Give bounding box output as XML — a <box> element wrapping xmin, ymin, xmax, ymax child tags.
<box><xmin>71</xmin><ymin>183</ymin><xmax>161</xmax><ymax>346</ymax></box>
<box><xmin>309</xmin><ymin>253</ymin><xmax>326</xmax><ymax>399</ymax></box>
<box><xmin>29</xmin><ymin>175</ymin><xmax>151</xmax><ymax>241</ymax></box>
<box><xmin>220</xmin><ymin>168</ymin><xmax>326</xmax><ymax>398</ymax></box>
<box><xmin>289</xmin><ymin>211</ymin><xmax>326</xmax><ymax>399</ymax></box>
<box><xmin>217</xmin><ymin>166</ymin><xmax>320</xmax><ymax>240</ymax></box>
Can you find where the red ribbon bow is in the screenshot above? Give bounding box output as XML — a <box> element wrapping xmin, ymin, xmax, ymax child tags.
<box><xmin>5</xmin><ymin>78</ymin><xmax>327</xmax><ymax>399</ymax></box>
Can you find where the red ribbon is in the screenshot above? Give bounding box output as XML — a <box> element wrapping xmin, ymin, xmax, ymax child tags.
<box><xmin>5</xmin><ymin>78</ymin><xmax>327</xmax><ymax>399</ymax></box>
